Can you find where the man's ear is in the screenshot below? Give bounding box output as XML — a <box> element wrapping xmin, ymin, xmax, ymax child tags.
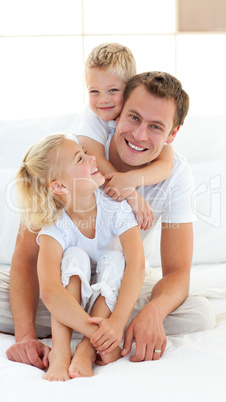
<box><xmin>166</xmin><ymin>125</ymin><xmax>180</xmax><ymax>144</ymax></box>
<box><xmin>50</xmin><ymin>181</ymin><xmax>69</xmax><ymax>195</ymax></box>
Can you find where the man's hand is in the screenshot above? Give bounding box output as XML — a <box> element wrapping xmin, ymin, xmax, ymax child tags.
<box><xmin>121</xmin><ymin>303</ymin><xmax>167</xmax><ymax>362</ymax></box>
<box><xmin>6</xmin><ymin>338</ymin><xmax>51</xmax><ymax>370</ymax></box>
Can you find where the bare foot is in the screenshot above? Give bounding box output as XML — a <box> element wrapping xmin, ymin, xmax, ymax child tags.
<box><xmin>43</xmin><ymin>349</ymin><xmax>72</xmax><ymax>381</ymax></box>
<box><xmin>96</xmin><ymin>346</ymin><xmax>122</xmax><ymax>366</ymax></box>
<box><xmin>69</xmin><ymin>339</ymin><xmax>96</xmax><ymax>378</ymax></box>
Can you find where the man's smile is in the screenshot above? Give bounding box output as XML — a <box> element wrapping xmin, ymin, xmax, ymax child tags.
<box><xmin>125</xmin><ymin>139</ymin><xmax>147</xmax><ymax>152</ymax></box>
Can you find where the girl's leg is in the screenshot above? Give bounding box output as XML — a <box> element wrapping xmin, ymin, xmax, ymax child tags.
<box><xmin>67</xmin><ymin>276</ymin><xmax>96</xmax><ymax>378</ymax></box>
<box><xmin>90</xmin><ymin>295</ymin><xmax>122</xmax><ymax>366</ymax></box>
<box><xmin>69</xmin><ymin>283</ymin><xmax>96</xmax><ymax>378</ymax></box>
<box><xmin>69</xmin><ymin>293</ymin><xmax>121</xmax><ymax>377</ymax></box>
<box><xmin>69</xmin><ymin>336</ymin><xmax>96</xmax><ymax>378</ymax></box>
<box><xmin>87</xmin><ymin>251</ymin><xmax>125</xmax><ymax>366</ymax></box>
<box><xmin>43</xmin><ymin>275</ymin><xmax>81</xmax><ymax>381</ymax></box>
<box><xmin>57</xmin><ymin>246</ymin><xmax>97</xmax><ymax>379</ymax></box>
<box><xmin>59</xmin><ymin>247</ymin><xmax>95</xmax><ymax>378</ymax></box>
<box><xmin>43</xmin><ymin>315</ymin><xmax>72</xmax><ymax>381</ymax></box>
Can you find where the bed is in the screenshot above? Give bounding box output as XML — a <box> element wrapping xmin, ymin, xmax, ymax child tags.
<box><xmin>1</xmin><ymin>113</ymin><xmax>226</xmax><ymax>401</ymax></box>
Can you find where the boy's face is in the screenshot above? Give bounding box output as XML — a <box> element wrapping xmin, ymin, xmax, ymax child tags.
<box><xmin>86</xmin><ymin>68</ymin><xmax>126</xmax><ymax>122</ymax></box>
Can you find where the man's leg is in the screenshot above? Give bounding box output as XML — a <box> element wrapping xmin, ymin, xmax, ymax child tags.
<box><xmin>0</xmin><ymin>267</ymin><xmax>51</xmax><ymax>338</ymax></box>
<box><xmin>128</xmin><ymin>268</ymin><xmax>216</xmax><ymax>335</ymax></box>
<box><xmin>163</xmin><ymin>295</ymin><xmax>216</xmax><ymax>335</ymax></box>
<box><xmin>0</xmin><ymin>268</ymin><xmax>15</xmax><ymax>334</ymax></box>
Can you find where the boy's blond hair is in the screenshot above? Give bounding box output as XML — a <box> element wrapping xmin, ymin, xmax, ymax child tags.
<box><xmin>16</xmin><ymin>134</ymin><xmax>66</xmax><ymax>232</ymax></box>
<box><xmin>85</xmin><ymin>43</ymin><xmax>136</xmax><ymax>84</ymax></box>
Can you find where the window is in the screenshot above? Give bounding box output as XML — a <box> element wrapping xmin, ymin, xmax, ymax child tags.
<box><xmin>179</xmin><ymin>0</ymin><xmax>226</xmax><ymax>32</ymax></box>
<box><xmin>0</xmin><ymin>0</ymin><xmax>225</xmax><ymax>119</ymax></box>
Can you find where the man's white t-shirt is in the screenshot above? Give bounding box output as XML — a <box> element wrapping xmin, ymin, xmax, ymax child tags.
<box><xmin>76</xmin><ymin>114</ymin><xmax>196</xmax><ymax>262</ymax></box>
<box><xmin>78</xmin><ymin>114</ymin><xmax>196</xmax><ymax>223</ymax></box>
<box><xmin>37</xmin><ymin>189</ymin><xmax>138</xmax><ymax>273</ymax></box>
<box><xmin>74</xmin><ymin>104</ymin><xmax>196</xmax><ymax>265</ymax></box>
<box><xmin>105</xmin><ymin>131</ymin><xmax>196</xmax><ymax>264</ymax></box>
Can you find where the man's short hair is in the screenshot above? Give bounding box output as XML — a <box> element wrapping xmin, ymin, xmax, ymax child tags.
<box><xmin>124</xmin><ymin>71</ymin><xmax>189</xmax><ymax>128</ymax></box>
<box><xmin>85</xmin><ymin>43</ymin><xmax>137</xmax><ymax>84</ymax></box>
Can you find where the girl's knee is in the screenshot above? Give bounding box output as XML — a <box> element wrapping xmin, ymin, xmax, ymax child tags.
<box><xmin>96</xmin><ymin>250</ymin><xmax>125</xmax><ymax>280</ymax></box>
<box><xmin>61</xmin><ymin>247</ymin><xmax>91</xmax><ymax>287</ymax></box>
<box><xmin>63</xmin><ymin>247</ymin><xmax>90</xmax><ymax>265</ymax></box>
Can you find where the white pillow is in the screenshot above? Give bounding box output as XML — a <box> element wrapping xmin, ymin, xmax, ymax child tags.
<box><xmin>0</xmin><ymin>113</ymin><xmax>80</xmax><ymax>169</ymax></box>
<box><xmin>150</xmin><ymin>158</ymin><xmax>226</xmax><ymax>266</ymax></box>
<box><xmin>0</xmin><ymin>168</ymin><xmax>20</xmax><ymax>265</ymax></box>
<box><xmin>0</xmin><ymin>113</ymin><xmax>81</xmax><ymax>264</ymax></box>
<box><xmin>191</xmin><ymin>158</ymin><xmax>226</xmax><ymax>264</ymax></box>
<box><xmin>173</xmin><ymin>115</ymin><xmax>226</xmax><ymax>163</ymax></box>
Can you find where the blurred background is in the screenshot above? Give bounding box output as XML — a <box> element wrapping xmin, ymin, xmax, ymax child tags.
<box><xmin>0</xmin><ymin>0</ymin><xmax>226</xmax><ymax>120</ymax></box>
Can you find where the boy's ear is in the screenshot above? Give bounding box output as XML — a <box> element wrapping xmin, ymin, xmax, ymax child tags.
<box><xmin>50</xmin><ymin>181</ymin><xmax>69</xmax><ymax>195</ymax></box>
<box><xmin>166</xmin><ymin>125</ymin><xmax>180</xmax><ymax>144</ymax></box>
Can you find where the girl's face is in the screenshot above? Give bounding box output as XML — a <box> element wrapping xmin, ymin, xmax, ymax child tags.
<box><xmin>58</xmin><ymin>139</ymin><xmax>105</xmax><ymax>196</ymax></box>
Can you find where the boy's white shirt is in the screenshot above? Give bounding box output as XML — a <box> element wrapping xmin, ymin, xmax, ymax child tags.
<box><xmin>74</xmin><ymin>104</ymin><xmax>116</xmax><ymax>145</ymax></box>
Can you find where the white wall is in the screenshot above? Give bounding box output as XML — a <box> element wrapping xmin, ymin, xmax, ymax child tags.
<box><xmin>0</xmin><ymin>0</ymin><xmax>226</xmax><ymax>120</ymax></box>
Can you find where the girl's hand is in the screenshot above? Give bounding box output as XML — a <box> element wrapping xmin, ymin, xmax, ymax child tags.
<box><xmin>88</xmin><ymin>316</ymin><xmax>124</xmax><ymax>354</ymax></box>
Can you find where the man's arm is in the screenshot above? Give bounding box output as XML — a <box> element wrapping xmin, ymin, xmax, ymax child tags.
<box><xmin>6</xmin><ymin>226</ymin><xmax>51</xmax><ymax>369</ymax></box>
<box><xmin>122</xmin><ymin>222</ymin><xmax>193</xmax><ymax>361</ymax></box>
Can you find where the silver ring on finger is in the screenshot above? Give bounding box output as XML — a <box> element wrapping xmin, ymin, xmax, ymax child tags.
<box><xmin>154</xmin><ymin>349</ymin><xmax>161</xmax><ymax>354</ymax></box>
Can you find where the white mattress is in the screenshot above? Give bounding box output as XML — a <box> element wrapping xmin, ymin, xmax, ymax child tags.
<box><xmin>1</xmin><ymin>263</ymin><xmax>226</xmax><ymax>402</ymax></box>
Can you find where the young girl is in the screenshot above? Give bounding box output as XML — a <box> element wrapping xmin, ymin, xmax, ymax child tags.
<box><xmin>16</xmin><ymin>134</ymin><xmax>145</xmax><ymax>381</ymax></box>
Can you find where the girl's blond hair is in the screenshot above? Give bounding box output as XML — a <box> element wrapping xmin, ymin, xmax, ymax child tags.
<box><xmin>85</xmin><ymin>43</ymin><xmax>136</xmax><ymax>84</ymax></box>
<box><xmin>16</xmin><ymin>134</ymin><xmax>66</xmax><ymax>232</ymax></box>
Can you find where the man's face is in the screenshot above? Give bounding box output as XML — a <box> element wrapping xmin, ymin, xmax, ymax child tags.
<box><xmin>114</xmin><ymin>85</ymin><xmax>179</xmax><ymax>168</ymax></box>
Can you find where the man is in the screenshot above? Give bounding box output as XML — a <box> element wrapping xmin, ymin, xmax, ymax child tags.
<box><xmin>3</xmin><ymin>72</ymin><xmax>215</xmax><ymax>368</ymax></box>
<box><xmin>78</xmin><ymin>71</ymin><xmax>216</xmax><ymax>361</ymax></box>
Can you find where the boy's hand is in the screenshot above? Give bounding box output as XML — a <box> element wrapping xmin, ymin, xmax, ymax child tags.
<box><xmin>88</xmin><ymin>316</ymin><xmax>123</xmax><ymax>355</ymax></box>
<box><xmin>104</xmin><ymin>171</ymin><xmax>138</xmax><ymax>201</ymax></box>
<box><xmin>127</xmin><ymin>190</ymin><xmax>154</xmax><ymax>231</ymax></box>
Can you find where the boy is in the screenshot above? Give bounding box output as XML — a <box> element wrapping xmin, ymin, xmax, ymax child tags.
<box><xmin>76</xmin><ymin>43</ymin><xmax>174</xmax><ymax>230</ymax></box>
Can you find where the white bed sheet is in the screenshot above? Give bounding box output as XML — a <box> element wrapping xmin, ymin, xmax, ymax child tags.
<box><xmin>1</xmin><ymin>263</ymin><xmax>226</xmax><ymax>402</ymax></box>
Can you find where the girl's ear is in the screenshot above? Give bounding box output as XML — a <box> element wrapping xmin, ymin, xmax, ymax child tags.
<box><xmin>50</xmin><ymin>181</ymin><xmax>69</xmax><ymax>195</ymax></box>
